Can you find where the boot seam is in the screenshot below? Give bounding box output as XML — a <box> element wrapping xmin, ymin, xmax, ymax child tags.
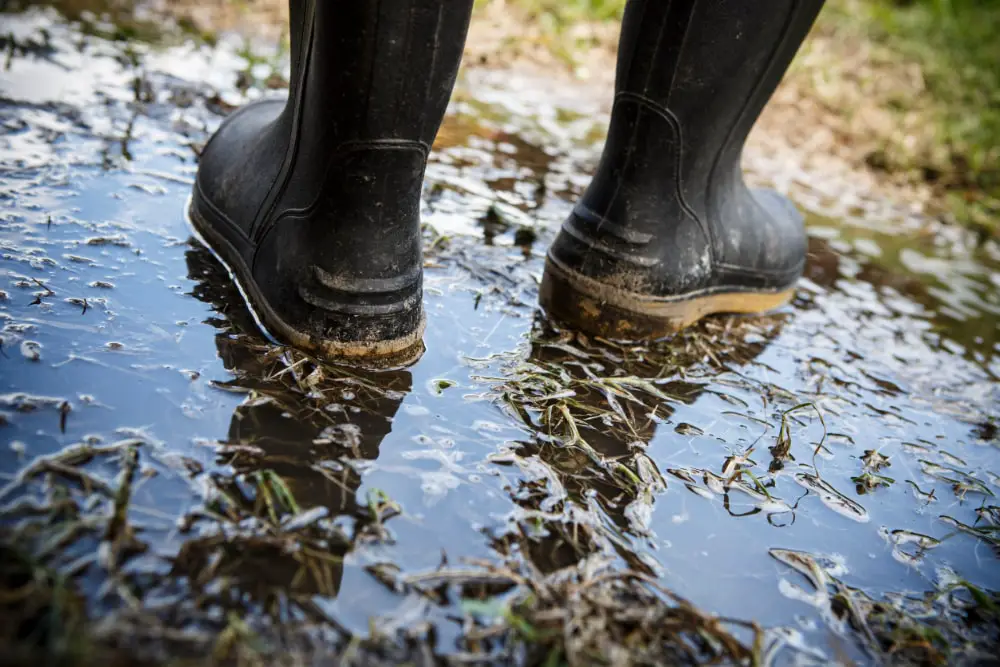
<box><xmin>595</xmin><ymin>0</ymin><xmax>656</xmax><ymax>237</ymax></box>
<box><xmin>253</xmin><ymin>139</ymin><xmax>429</xmax><ymax>237</ymax></box>
<box><xmin>715</xmin><ymin>259</ymin><xmax>805</xmax><ymax>278</ymax></box>
<box><xmin>560</xmin><ymin>217</ymin><xmax>661</xmax><ymax>268</ymax></box>
<box><xmin>249</xmin><ymin>139</ymin><xmax>428</xmax><ymax>283</ymax></box>
<box><xmin>248</xmin><ymin>0</ymin><xmax>318</xmax><ymax>245</ymax></box>
<box><xmin>571</xmin><ymin>202</ymin><xmax>654</xmax><ymax>244</ymax></box>
<box><xmin>613</xmin><ymin>91</ymin><xmax>712</xmax><ymax>245</ymax></box>
<box><xmin>192</xmin><ymin>179</ymin><xmax>250</xmax><ymax>244</ymax></box>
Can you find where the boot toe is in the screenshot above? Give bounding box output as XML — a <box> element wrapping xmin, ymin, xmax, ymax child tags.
<box><xmin>739</xmin><ymin>187</ymin><xmax>807</xmax><ymax>288</ymax></box>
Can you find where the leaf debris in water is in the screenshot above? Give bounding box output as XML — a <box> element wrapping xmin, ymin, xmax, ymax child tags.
<box><xmin>794</xmin><ymin>472</ymin><xmax>869</xmax><ymax>522</ymax></box>
<box><xmin>20</xmin><ymin>340</ymin><xmax>41</xmax><ymax>361</ymax></box>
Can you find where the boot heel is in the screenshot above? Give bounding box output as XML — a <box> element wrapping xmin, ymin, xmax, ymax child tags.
<box><xmin>540</xmin><ymin>254</ymin><xmax>795</xmax><ymax>340</ymax></box>
<box><xmin>189</xmin><ymin>196</ymin><xmax>425</xmax><ymax>366</ymax></box>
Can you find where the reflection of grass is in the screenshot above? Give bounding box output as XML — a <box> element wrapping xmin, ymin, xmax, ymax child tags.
<box><xmin>941</xmin><ymin>507</ymin><xmax>1000</xmax><ymax>554</ymax></box>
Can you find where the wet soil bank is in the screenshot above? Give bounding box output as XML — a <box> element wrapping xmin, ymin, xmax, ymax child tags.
<box><xmin>1</xmin><ymin>6</ymin><xmax>999</xmax><ymax>666</ymax></box>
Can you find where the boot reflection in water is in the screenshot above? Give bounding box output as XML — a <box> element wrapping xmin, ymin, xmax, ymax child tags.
<box><xmin>183</xmin><ymin>246</ymin><xmax>411</xmax><ymax>599</ymax></box>
<box><xmin>496</xmin><ymin>314</ymin><xmax>787</xmax><ymax>574</ymax></box>
<box><xmin>189</xmin><ymin>0</ymin><xmax>825</xmax><ymax>361</ymax></box>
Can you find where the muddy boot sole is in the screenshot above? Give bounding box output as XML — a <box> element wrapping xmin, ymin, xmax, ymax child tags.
<box><xmin>539</xmin><ymin>253</ymin><xmax>795</xmax><ymax>340</ymax></box>
<box><xmin>186</xmin><ymin>198</ymin><xmax>425</xmax><ymax>366</ymax></box>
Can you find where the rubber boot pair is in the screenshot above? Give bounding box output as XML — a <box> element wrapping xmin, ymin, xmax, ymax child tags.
<box><xmin>190</xmin><ymin>0</ymin><xmax>826</xmax><ymax>364</ymax></box>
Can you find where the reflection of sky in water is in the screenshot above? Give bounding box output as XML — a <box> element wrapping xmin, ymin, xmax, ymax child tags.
<box><xmin>900</xmin><ymin>247</ymin><xmax>1000</xmax><ymax>321</ymax></box>
<box><xmin>1</xmin><ymin>9</ymin><xmax>998</xmax><ymax>662</ymax></box>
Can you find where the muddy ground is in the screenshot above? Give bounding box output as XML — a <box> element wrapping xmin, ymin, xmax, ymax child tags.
<box><xmin>1</xmin><ymin>5</ymin><xmax>999</xmax><ymax>666</ymax></box>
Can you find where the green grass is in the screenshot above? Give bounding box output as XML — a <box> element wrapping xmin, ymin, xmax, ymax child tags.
<box><xmin>479</xmin><ymin>0</ymin><xmax>625</xmax><ymax>26</ymax></box>
<box><xmin>856</xmin><ymin>0</ymin><xmax>1000</xmax><ymax>233</ymax></box>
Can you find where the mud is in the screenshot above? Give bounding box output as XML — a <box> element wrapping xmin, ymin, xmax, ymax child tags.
<box><xmin>1</xmin><ymin>6</ymin><xmax>998</xmax><ymax>665</ymax></box>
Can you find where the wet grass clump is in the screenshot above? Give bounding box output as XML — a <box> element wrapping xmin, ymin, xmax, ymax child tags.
<box><xmin>0</xmin><ymin>543</ymin><xmax>90</xmax><ymax>664</ymax></box>
<box><xmin>457</xmin><ymin>558</ymin><xmax>757</xmax><ymax>665</ymax></box>
<box><xmin>0</xmin><ymin>416</ymin><xmax>402</xmax><ymax>665</ymax></box>
<box><xmin>771</xmin><ymin>548</ymin><xmax>1000</xmax><ymax>666</ymax></box>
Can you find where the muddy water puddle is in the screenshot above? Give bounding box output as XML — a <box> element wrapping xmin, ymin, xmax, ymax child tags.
<box><xmin>1</xmin><ymin>8</ymin><xmax>999</xmax><ymax>665</ymax></box>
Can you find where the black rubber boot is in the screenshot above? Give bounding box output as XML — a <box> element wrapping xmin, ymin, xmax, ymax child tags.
<box><xmin>189</xmin><ymin>0</ymin><xmax>473</xmax><ymax>363</ymax></box>
<box><xmin>540</xmin><ymin>0</ymin><xmax>825</xmax><ymax>339</ymax></box>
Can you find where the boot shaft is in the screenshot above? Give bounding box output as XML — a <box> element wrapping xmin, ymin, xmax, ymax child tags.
<box><xmin>192</xmin><ymin>0</ymin><xmax>473</xmax><ymax>355</ymax></box>
<box><xmin>615</xmin><ymin>0</ymin><xmax>824</xmax><ymax>164</ymax></box>
<box><xmin>582</xmin><ymin>0</ymin><xmax>824</xmax><ymax>243</ymax></box>
<box><xmin>308</xmin><ymin>1</ymin><xmax>472</xmax><ymax>146</ymax></box>
<box><xmin>253</xmin><ymin>0</ymin><xmax>473</xmax><ymax>281</ymax></box>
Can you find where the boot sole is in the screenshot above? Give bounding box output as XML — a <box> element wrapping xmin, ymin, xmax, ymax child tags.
<box><xmin>186</xmin><ymin>196</ymin><xmax>425</xmax><ymax>365</ymax></box>
<box><xmin>540</xmin><ymin>253</ymin><xmax>795</xmax><ymax>339</ymax></box>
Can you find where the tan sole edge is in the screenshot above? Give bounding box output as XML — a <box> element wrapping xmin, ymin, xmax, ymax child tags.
<box><xmin>539</xmin><ymin>254</ymin><xmax>795</xmax><ymax>340</ymax></box>
<box><xmin>186</xmin><ymin>198</ymin><xmax>425</xmax><ymax>366</ymax></box>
